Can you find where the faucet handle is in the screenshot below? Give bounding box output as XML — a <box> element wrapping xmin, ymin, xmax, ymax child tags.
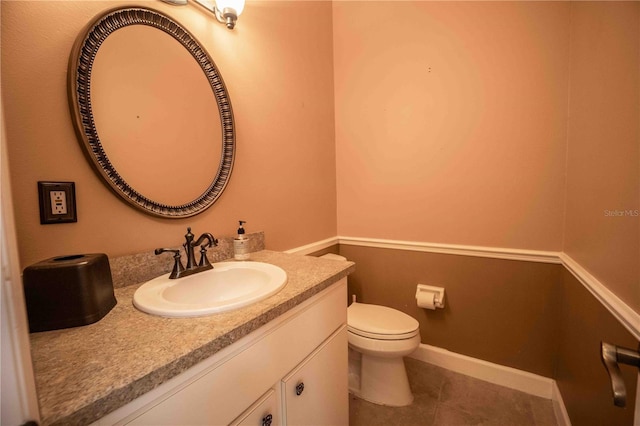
<box><xmin>154</xmin><ymin>248</ymin><xmax>185</xmax><ymax>279</ymax></box>
<box><xmin>198</xmin><ymin>245</ymin><xmax>213</xmax><ymax>268</ymax></box>
<box><xmin>194</xmin><ymin>233</ymin><xmax>216</xmax><ymax>270</ymax></box>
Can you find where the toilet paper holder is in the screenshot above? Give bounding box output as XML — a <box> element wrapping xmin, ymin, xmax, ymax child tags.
<box><xmin>416</xmin><ymin>284</ymin><xmax>445</xmax><ymax>309</ymax></box>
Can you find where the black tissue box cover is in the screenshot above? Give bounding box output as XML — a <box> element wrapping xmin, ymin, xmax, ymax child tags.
<box><xmin>23</xmin><ymin>253</ymin><xmax>116</xmax><ymax>332</ymax></box>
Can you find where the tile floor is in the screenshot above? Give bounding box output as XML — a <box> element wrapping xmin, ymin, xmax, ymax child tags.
<box><xmin>349</xmin><ymin>358</ymin><xmax>558</xmax><ymax>426</ymax></box>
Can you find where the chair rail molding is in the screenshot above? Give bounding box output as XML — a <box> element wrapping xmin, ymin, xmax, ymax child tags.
<box><xmin>286</xmin><ymin>235</ymin><xmax>639</xmax><ymax>341</ymax></box>
<box><xmin>559</xmin><ymin>253</ymin><xmax>640</xmax><ymax>341</ymax></box>
<box><xmin>337</xmin><ymin>236</ymin><xmax>562</xmax><ymax>264</ymax></box>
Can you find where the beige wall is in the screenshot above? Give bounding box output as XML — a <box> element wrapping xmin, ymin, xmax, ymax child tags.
<box><xmin>2</xmin><ymin>0</ymin><xmax>337</xmax><ymax>269</ymax></box>
<box><xmin>339</xmin><ymin>244</ymin><xmax>561</xmax><ymax>377</ymax></box>
<box><xmin>4</xmin><ymin>2</ymin><xmax>637</xmax><ymax>302</ymax></box>
<box><xmin>3</xmin><ymin>0</ymin><xmax>639</xmax><ymax>423</ymax></box>
<box><xmin>331</xmin><ymin>2</ymin><xmax>639</xmax><ymax>422</ymax></box>
<box><xmin>563</xmin><ymin>1</ymin><xmax>640</xmax><ymax>313</ymax></box>
<box><xmin>336</xmin><ymin>245</ymin><xmax>638</xmax><ymax>424</ymax></box>
<box><xmin>333</xmin><ymin>1</ymin><xmax>570</xmax><ymax>251</ymax></box>
<box><xmin>4</xmin><ymin>1</ymin><xmax>636</xmax><ymax>310</ymax></box>
<box><xmin>332</xmin><ymin>0</ymin><xmax>639</xmax><ymax>310</ymax></box>
<box><xmin>556</xmin><ymin>269</ymin><xmax>637</xmax><ymax>426</ymax></box>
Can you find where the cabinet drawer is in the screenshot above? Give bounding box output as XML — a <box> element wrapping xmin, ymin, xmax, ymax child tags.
<box><xmin>282</xmin><ymin>326</ymin><xmax>348</xmax><ymax>426</ymax></box>
<box><xmin>230</xmin><ymin>389</ymin><xmax>279</xmax><ymax>426</ymax></box>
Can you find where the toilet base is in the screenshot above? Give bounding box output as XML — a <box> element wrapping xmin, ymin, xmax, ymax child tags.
<box><xmin>349</xmin><ymin>352</ymin><xmax>414</xmax><ymax>407</ymax></box>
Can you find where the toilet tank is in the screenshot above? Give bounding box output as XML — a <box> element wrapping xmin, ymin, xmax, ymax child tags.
<box><xmin>319</xmin><ymin>253</ymin><xmax>347</xmax><ymax>262</ymax></box>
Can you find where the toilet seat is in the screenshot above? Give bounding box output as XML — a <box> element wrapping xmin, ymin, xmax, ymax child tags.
<box><xmin>348</xmin><ymin>302</ymin><xmax>419</xmax><ymax>340</ymax></box>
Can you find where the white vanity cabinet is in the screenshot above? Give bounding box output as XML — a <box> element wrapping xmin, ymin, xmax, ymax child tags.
<box><xmin>95</xmin><ymin>279</ymin><xmax>348</xmax><ymax>426</ymax></box>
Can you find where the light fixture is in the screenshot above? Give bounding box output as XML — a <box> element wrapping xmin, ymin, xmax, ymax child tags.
<box><xmin>211</xmin><ymin>0</ymin><xmax>245</xmax><ymax>29</ymax></box>
<box><xmin>160</xmin><ymin>0</ymin><xmax>245</xmax><ymax>30</ymax></box>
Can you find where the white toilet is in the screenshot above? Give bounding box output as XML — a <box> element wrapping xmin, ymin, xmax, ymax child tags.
<box><xmin>320</xmin><ymin>254</ymin><xmax>420</xmax><ymax>406</ymax></box>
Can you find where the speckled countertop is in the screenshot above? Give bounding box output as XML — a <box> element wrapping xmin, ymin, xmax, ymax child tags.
<box><xmin>29</xmin><ymin>250</ymin><xmax>355</xmax><ymax>426</ymax></box>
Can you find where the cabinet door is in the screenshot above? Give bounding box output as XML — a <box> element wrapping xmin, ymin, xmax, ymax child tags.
<box><xmin>282</xmin><ymin>326</ymin><xmax>348</xmax><ymax>426</ymax></box>
<box><xmin>231</xmin><ymin>389</ymin><xmax>279</xmax><ymax>426</ymax></box>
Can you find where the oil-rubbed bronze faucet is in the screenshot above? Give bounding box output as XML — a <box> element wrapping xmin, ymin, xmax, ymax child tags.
<box><xmin>155</xmin><ymin>227</ymin><xmax>218</xmax><ymax>279</ymax></box>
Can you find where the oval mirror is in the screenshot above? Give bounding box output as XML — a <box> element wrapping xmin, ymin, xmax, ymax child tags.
<box><xmin>68</xmin><ymin>7</ymin><xmax>235</xmax><ymax>218</ymax></box>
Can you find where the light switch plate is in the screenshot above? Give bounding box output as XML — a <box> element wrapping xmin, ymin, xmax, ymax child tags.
<box><xmin>38</xmin><ymin>182</ymin><xmax>77</xmax><ymax>224</ymax></box>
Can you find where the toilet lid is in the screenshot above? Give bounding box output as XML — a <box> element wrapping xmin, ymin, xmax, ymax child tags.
<box><xmin>348</xmin><ymin>302</ymin><xmax>419</xmax><ymax>340</ymax></box>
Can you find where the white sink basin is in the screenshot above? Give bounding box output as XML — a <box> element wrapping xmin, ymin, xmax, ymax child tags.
<box><xmin>133</xmin><ymin>261</ymin><xmax>287</xmax><ymax>318</ymax></box>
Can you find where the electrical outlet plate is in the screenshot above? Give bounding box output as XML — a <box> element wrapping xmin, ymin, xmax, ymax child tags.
<box><xmin>38</xmin><ymin>182</ymin><xmax>77</xmax><ymax>224</ymax></box>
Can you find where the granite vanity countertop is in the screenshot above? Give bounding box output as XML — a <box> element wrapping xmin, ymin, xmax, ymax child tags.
<box><xmin>29</xmin><ymin>250</ymin><xmax>355</xmax><ymax>426</ymax></box>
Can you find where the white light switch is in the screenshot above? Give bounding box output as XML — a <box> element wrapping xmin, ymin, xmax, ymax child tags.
<box><xmin>50</xmin><ymin>190</ymin><xmax>67</xmax><ymax>215</ymax></box>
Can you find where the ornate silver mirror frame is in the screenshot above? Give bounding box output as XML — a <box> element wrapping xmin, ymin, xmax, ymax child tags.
<box><xmin>68</xmin><ymin>7</ymin><xmax>235</xmax><ymax>218</ymax></box>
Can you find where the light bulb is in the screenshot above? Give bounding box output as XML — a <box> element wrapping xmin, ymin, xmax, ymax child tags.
<box><xmin>215</xmin><ymin>0</ymin><xmax>244</xmax><ymax>16</ymax></box>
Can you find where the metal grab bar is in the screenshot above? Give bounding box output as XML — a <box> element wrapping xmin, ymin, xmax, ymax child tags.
<box><xmin>600</xmin><ymin>341</ymin><xmax>640</xmax><ymax>407</ymax></box>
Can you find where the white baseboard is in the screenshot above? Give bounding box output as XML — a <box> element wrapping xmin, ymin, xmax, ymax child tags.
<box><xmin>410</xmin><ymin>344</ymin><xmax>571</xmax><ymax>424</ymax></box>
<box><xmin>552</xmin><ymin>380</ymin><xmax>572</xmax><ymax>426</ymax></box>
<box><xmin>409</xmin><ymin>344</ymin><xmax>560</xmax><ymax>402</ymax></box>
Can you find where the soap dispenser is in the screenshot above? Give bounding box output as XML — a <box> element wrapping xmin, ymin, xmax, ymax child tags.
<box><xmin>233</xmin><ymin>220</ymin><xmax>250</xmax><ymax>260</ymax></box>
